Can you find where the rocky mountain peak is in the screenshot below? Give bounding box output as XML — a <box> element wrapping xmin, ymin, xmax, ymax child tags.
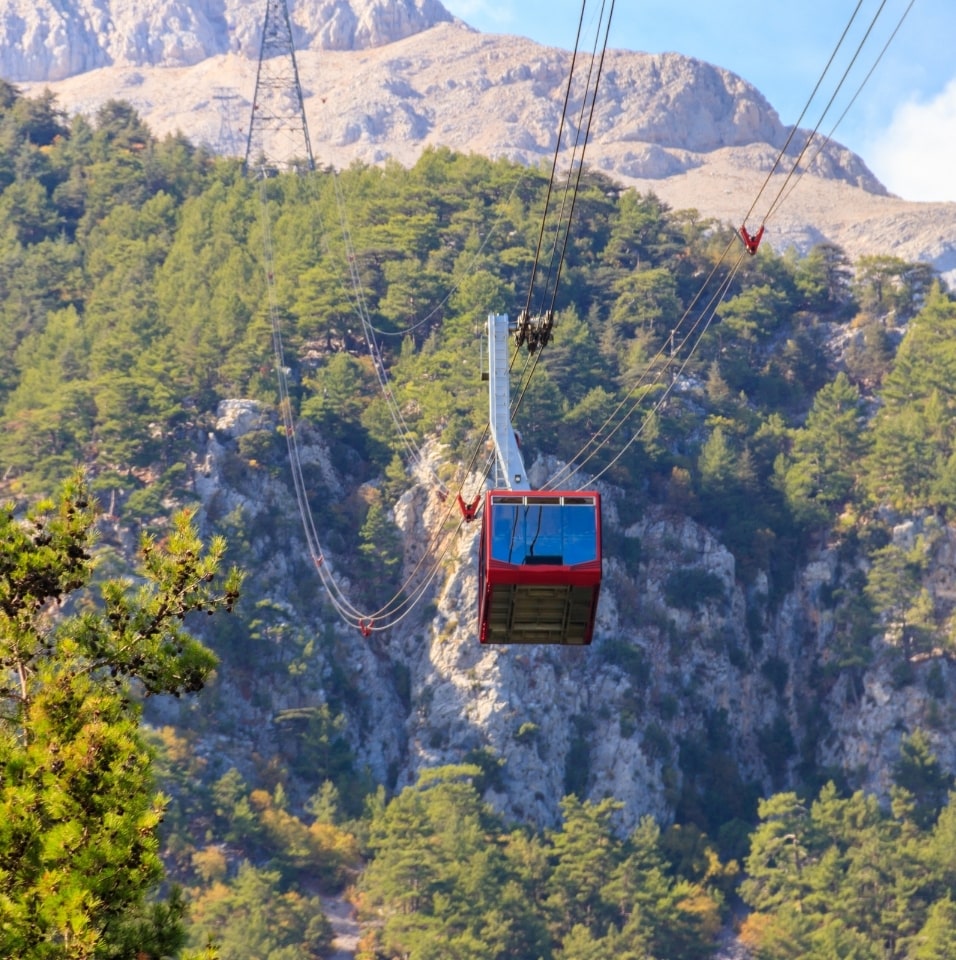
<box><xmin>0</xmin><ymin>0</ymin><xmax>458</xmax><ymax>82</ymax></box>
<box><xmin>9</xmin><ymin>3</ymin><xmax>956</xmax><ymax>283</ymax></box>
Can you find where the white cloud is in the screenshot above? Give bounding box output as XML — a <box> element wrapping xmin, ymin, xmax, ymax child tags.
<box><xmin>867</xmin><ymin>78</ymin><xmax>956</xmax><ymax>203</ymax></box>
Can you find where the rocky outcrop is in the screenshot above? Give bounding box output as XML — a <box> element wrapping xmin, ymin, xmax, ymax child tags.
<box><xmin>0</xmin><ymin>0</ymin><xmax>457</xmax><ymax>81</ymax></box>
<box><xmin>162</xmin><ymin>406</ymin><xmax>956</xmax><ymax>833</ymax></box>
<box><xmin>311</xmin><ymin>0</ymin><xmax>457</xmax><ymax>51</ymax></box>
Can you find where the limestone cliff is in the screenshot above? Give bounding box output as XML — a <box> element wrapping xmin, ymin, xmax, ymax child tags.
<box><xmin>152</xmin><ymin>398</ymin><xmax>956</xmax><ymax>833</ymax></box>
<box><xmin>0</xmin><ymin>0</ymin><xmax>456</xmax><ymax>81</ymax></box>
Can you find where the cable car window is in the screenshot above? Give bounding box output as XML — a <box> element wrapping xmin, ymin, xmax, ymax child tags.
<box><xmin>490</xmin><ymin>497</ymin><xmax>597</xmax><ymax>565</ymax></box>
<box><xmin>524</xmin><ymin>502</ymin><xmax>563</xmax><ymax>564</ymax></box>
<box><xmin>563</xmin><ymin>503</ymin><xmax>598</xmax><ymax>565</ymax></box>
<box><xmin>491</xmin><ymin>503</ymin><xmax>522</xmax><ymax>564</ymax></box>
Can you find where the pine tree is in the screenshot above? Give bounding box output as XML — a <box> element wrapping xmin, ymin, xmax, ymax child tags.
<box><xmin>781</xmin><ymin>372</ymin><xmax>868</xmax><ymax>524</ymax></box>
<box><xmin>908</xmin><ymin>896</ymin><xmax>956</xmax><ymax>960</ymax></box>
<box><xmin>892</xmin><ymin>731</ymin><xmax>954</xmax><ymax>830</ymax></box>
<box><xmin>0</xmin><ymin>475</ymin><xmax>241</xmax><ymax>959</ymax></box>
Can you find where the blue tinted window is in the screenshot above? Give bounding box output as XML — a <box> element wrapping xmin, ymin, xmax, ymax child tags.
<box><xmin>491</xmin><ymin>504</ymin><xmax>522</xmax><ymax>563</ymax></box>
<box><xmin>490</xmin><ymin>500</ymin><xmax>597</xmax><ymax>565</ymax></box>
<box><xmin>562</xmin><ymin>505</ymin><xmax>598</xmax><ymax>564</ymax></box>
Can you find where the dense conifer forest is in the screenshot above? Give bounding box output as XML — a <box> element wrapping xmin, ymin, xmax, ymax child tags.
<box><xmin>2</xmin><ymin>81</ymin><xmax>956</xmax><ymax>958</ymax></box>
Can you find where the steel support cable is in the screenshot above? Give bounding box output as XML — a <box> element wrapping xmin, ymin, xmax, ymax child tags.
<box><xmin>507</xmin><ymin>0</ymin><xmax>616</xmax><ymax>434</ymax></box>
<box><xmin>458</xmin><ymin>0</ymin><xmax>598</xmax><ymax>505</ymax></box>
<box><xmin>324</xmin><ymin>163</ymin><xmax>552</xmax><ymax>519</ymax></box>
<box><xmin>526</xmin><ymin>2</ymin><xmax>873</xmax><ymax>491</ymax></box>
<box><xmin>545</xmin><ymin>3</ymin><xmax>894</xmax><ymax>489</ymax></box>
<box><xmin>760</xmin><ymin>0</ymin><xmax>893</xmax><ymax>230</ymax></box>
<box><xmin>772</xmin><ymin>0</ymin><xmax>914</xmax><ymax>220</ymax></box>
<box><xmin>301</xmin><ymin>175</ymin><xmax>459</xmax><ymax>622</ymax></box>
<box><xmin>543</xmin><ymin>236</ymin><xmax>738</xmax><ymax>487</ymax></box>
<box><xmin>458</xmin><ymin>0</ymin><xmax>615</xmax><ymax>509</ymax></box>
<box><xmin>257</xmin><ymin>175</ymin><xmax>469</xmax><ymax>630</ymax></box>
<box><xmin>344</xmin><ymin>475</ymin><xmax>471</xmax><ymax>627</ymax></box>
<box><xmin>524</xmin><ymin>5</ymin><xmax>888</xmax><ymax>493</ymax></box>
<box><xmin>287</xmin><ymin>168</ymin><xmax>446</xmax><ymax>503</ymax></box>
<box><xmin>545</xmin><ymin>0</ymin><xmax>616</xmax><ymax>318</ymax></box>
<box><xmin>321</xmin><ymin>171</ymin><xmax>476</xmax><ymax>623</ymax></box>
<box><xmin>257</xmin><ymin>176</ymin><xmax>339</xmax><ymax>586</ymax></box>
<box><xmin>336</xmin><ymin>487</ymin><xmax>470</xmax><ymax>630</ymax></box>
<box><xmin>530</xmin><ymin>0</ymin><xmax>610</xmax><ymax>316</ymax></box>
<box><xmin>521</xmin><ymin>0</ymin><xmax>591</xmax><ymax>319</ymax></box>
<box><xmin>562</xmin><ymin>0</ymin><xmax>899</xmax><ymax>489</ymax></box>
<box><xmin>326</xmin><ymin>172</ymin><xmax>451</xmax><ymax>499</ymax></box>
<box><xmin>257</xmin><ymin>175</ymin><xmax>368</xmax><ymax>619</ymax></box>
<box><xmin>361</xmin><ymin>513</ymin><xmax>469</xmax><ymax>631</ymax></box>
<box><xmin>546</xmin><ymin>239</ymin><xmax>745</xmax><ymax>490</ymax></box>
<box><xmin>582</xmin><ymin>253</ymin><xmax>748</xmax><ymax>488</ymax></box>
<box><xmin>286</xmin><ymin>166</ymin><xmax>445</xmax><ymax>502</ymax></box>
<box><xmin>741</xmin><ymin>0</ymin><xmax>867</xmax><ymax>230</ymax></box>
<box><xmin>553</xmin><ymin>2</ymin><xmax>895</xmax><ymax>491</ymax></box>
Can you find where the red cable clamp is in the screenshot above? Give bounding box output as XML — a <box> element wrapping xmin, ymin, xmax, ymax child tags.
<box><xmin>359</xmin><ymin>619</ymin><xmax>373</xmax><ymax>637</ymax></box>
<box><xmin>739</xmin><ymin>224</ymin><xmax>764</xmax><ymax>255</ymax></box>
<box><xmin>457</xmin><ymin>493</ymin><xmax>480</xmax><ymax>522</ymax></box>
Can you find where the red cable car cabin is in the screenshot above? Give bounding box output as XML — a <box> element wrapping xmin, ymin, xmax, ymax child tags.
<box><xmin>478</xmin><ymin>490</ymin><xmax>602</xmax><ymax>645</ymax></box>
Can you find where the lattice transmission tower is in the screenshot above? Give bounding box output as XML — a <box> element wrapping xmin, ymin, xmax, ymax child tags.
<box><xmin>213</xmin><ymin>87</ymin><xmax>245</xmax><ymax>158</ymax></box>
<box><xmin>245</xmin><ymin>0</ymin><xmax>315</xmax><ymax>175</ymax></box>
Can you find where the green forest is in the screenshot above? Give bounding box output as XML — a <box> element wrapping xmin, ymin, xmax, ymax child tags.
<box><xmin>1</xmin><ymin>81</ymin><xmax>955</xmax><ymax>958</ymax></box>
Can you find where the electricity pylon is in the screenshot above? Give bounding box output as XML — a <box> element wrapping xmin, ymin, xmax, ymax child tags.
<box><xmin>245</xmin><ymin>0</ymin><xmax>315</xmax><ymax>175</ymax></box>
<box><xmin>213</xmin><ymin>86</ymin><xmax>244</xmax><ymax>157</ymax></box>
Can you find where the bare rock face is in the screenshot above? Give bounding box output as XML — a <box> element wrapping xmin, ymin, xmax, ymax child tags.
<box><xmin>318</xmin><ymin>0</ymin><xmax>455</xmax><ymax>50</ymax></box>
<box><xmin>176</xmin><ymin>422</ymin><xmax>956</xmax><ymax>834</ymax></box>
<box><xmin>0</xmin><ymin>0</ymin><xmax>456</xmax><ymax>82</ymax></box>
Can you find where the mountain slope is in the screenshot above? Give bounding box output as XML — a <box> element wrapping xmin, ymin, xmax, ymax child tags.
<box><xmin>11</xmin><ymin>13</ymin><xmax>956</xmax><ymax>285</ymax></box>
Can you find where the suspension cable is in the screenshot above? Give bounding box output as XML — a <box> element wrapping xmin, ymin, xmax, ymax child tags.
<box><xmin>522</xmin><ymin>0</ymin><xmax>592</xmax><ymax>320</ymax></box>
<box><xmin>740</xmin><ymin>0</ymin><xmax>868</xmax><ymax>231</ymax></box>
<box><xmin>539</xmin><ymin>0</ymin><xmax>910</xmax><ymax>492</ymax></box>
<box><xmin>761</xmin><ymin>0</ymin><xmax>894</xmax><ymax>229</ymax></box>
<box><xmin>546</xmin><ymin>235</ymin><xmax>745</xmax><ymax>490</ymax></box>
<box><xmin>502</xmin><ymin>0</ymin><xmax>616</xmax><ymax>445</ymax></box>
<box><xmin>773</xmin><ymin>0</ymin><xmax>916</xmax><ymax>217</ymax></box>
<box><xmin>581</xmin><ymin>253</ymin><xmax>747</xmax><ymax>488</ymax></box>
<box><xmin>324</xmin><ymin>171</ymin><xmax>451</xmax><ymax>500</ymax></box>
<box><xmin>452</xmin><ymin>0</ymin><xmax>618</xmax><ymax>510</ymax></box>
<box><xmin>256</xmin><ymin>172</ymin><xmax>475</xmax><ymax>633</ymax></box>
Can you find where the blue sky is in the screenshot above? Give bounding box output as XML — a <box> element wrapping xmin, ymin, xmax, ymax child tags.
<box><xmin>441</xmin><ymin>0</ymin><xmax>956</xmax><ymax>203</ymax></box>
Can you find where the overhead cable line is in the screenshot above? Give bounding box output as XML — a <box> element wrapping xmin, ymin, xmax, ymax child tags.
<box><xmin>503</xmin><ymin>0</ymin><xmax>616</xmax><ymax>432</ymax></box>
<box><xmin>738</xmin><ymin>0</ymin><xmax>905</xmax><ymax>259</ymax></box>
<box><xmin>452</xmin><ymin>0</ymin><xmax>618</xmax><ymax>519</ymax></box>
<box><xmin>318</xmin><ymin>171</ymin><xmax>452</xmax><ymax>501</ymax></box>
<box><xmin>256</xmin><ymin>172</ymin><xmax>469</xmax><ymax>633</ymax></box>
<box><xmin>581</xmin><ymin>253</ymin><xmax>748</xmax><ymax>488</ymax></box>
<box><xmin>543</xmin><ymin>1</ymin><xmax>616</xmax><ymax>319</ymax></box>
<box><xmin>739</xmin><ymin>0</ymin><xmax>868</xmax><ymax>234</ymax></box>
<box><xmin>546</xmin><ymin>237</ymin><xmax>747</xmax><ymax>491</ymax></box>
<box><xmin>549</xmin><ymin>0</ymin><xmax>912</xmax><ymax>491</ymax></box>
<box><xmin>761</xmin><ymin>0</ymin><xmax>894</xmax><ymax>228</ymax></box>
<box><xmin>774</xmin><ymin>0</ymin><xmax>917</xmax><ymax>216</ymax></box>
